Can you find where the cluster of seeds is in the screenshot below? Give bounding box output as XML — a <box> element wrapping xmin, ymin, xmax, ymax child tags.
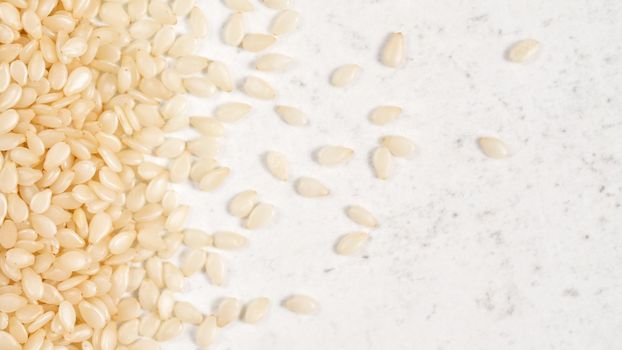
<box><xmin>0</xmin><ymin>0</ymin><xmax>315</xmax><ymax>348</ymax></box>
<box><xmin>0</xmin><ymin>0</ymin><xmax>538</xmax><ymax>345</ymax></box>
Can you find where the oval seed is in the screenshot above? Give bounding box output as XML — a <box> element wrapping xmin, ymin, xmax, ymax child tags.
<box><xmin>295</xmin><ymin>177</ymin><xmax>329</xmax><ymax>197</ymax></box>
<box><xmin>213</xmin><ymin>231</ymin><xmax>247</xmax><ymax>250</ymax></box>
<box><xmin>256</xmin><ymin>53</ymin><xmax>293</xmax><ymax>71</ymax></box>
<box><xmin>0</xmin><ymin>293</ymin><xmax>27</xmax><ymax>312</ymax></box>
<box><xmin>372</xmin><ymin>147</ymin><xmax>392</xmax><ymax>180</ymax></box>
<box><xmin>262</xmin><ymin>0</ymin><xmax>290</xmax><ymax>9</ymax></box>
<box><xmin>215</xmin><ymin>102</ymin><xmax>251</xmax><ymax>123</ymax></box>
<box><xmin>199</xmin><ymin>167</ymin><xmax>230</xmax><ymax>191</ymax></box>
<box><xmin>243</xmin><ymin>76</ymin><xmax>276</xmax><ymax>100</ymax></box>
<box><xmin>64</xmin><ymin>67</ymin><xmax>92</xmax><ymax>96</ymax></box>
<box><xmin>507</xmin><ymin>39</ymin><xmax>540</xmax><ymax>63</ymax></box>
<box><xmin>181</xmin><ymin>249</ymin><xmax>206</xmax><ymax>277</ymax></box>
<box><xmin>222</xmin><ymin>13</ymin><xmax>245</xmax><ymax>46</ymax></box>
<box><xmin>370</xmin><ymin>105</ymin><xmax>402</xmax><ymax>125</ymax></box>
<box><xmin>0</xmin><ymin>331</ymin><xmax>20</xmax><ymax>350</ymax></box>
<box><xmin>163</xmin><ymin>262</ymin><xmax>184</xmax><ymax>292</ymax></box>
<box><xmin>346</xmin><ymin>205</ymin><xmax>378</xmax><ymax>228</ymax></box>
<box><xmin>228</xmin><ymin>190</ymin><xmax>258</xmax><ymax>218</ymax></box>
<box><xmin>271</xmin><ymin>10</ymin><xmax>300</xmax><ymax>36</ymax></box>
<box><xmin>241</xmin><ymin>33</ymin><xmax>276</xmax><ymax>52</ymax></box>
<box><xmin>381</xmin><ymin>32</ymin><xmax>405</xmax><ymax>68</ymax></box>
<box><xmin>265</xmin><ymin>151</ymin><xmax>288</xmax><ymax>181</ymax></box>
<box><xmin>190</xmin><ymin>117</ymin><xmax>224</xmax><ymax>137</ymax></box>
<box><xmin>243</xmin><ymin>297</ymin><xmax>270</xmax><ymax>324</ymax></box>
<box><xmin>118</xmin><ymin>319</ymin><xmax>140</xmax><ymax>345</ymax></box>
<box><xmin>196</xmin><ymin>315</ymin><xmax>218</xmax><ymax>348</ymax></box>
<box><xmin>205</xmin><ymin>253</ymin><xmax>225</xmax><ymax>286</ymax></box>
<box><xmin>316</xmin><ymin>145</ymin><xmax>354</xmax><ymax>166</ymax></box>
<box><xmin>330</xmin><ymin>64</ymin><xmax>361</xmax><ymax>87</ymax></box>
<box><xmin>155</xmin><ymin>317</ymin><xmax>183</xmax><ymax>342</ymax></box>
<box><xmin>78</xmin><ymin>300</ymin><xmax>106</xmax><ymax>329</ymax></box>
<box><xmin>139</xmin><ymin>313</ymin><xmax>161</xmax><ymax>338</ymax></box>
<box><xmin>225</xmin><ymin>0</ymin><xmax>254</xmax><ymax>11</ymax></box>
<box><xmin>245</xmin><ymin>203</ymin><xmax>274</xmax><ymax>230</ymax></box>
<box><xmin>189</xmin><ymin>7</ymin><xmax>208</xmax><ymax>38</ymax></box>
<box><xmin>381</xmin><ymin>135</ymin><xmax>416</xmax><ymax>157</ymax></box>
<box><xmin>275</xmin><ymin>105</ymin><xmax>307</xmax><ymax>126</ymax></box>
<box><xmin>283</xmin><ymin>295</ymin><xmax>318</xmax><ymax>315</ymax></box>
<box><xmin>336</xmin><ymin>232</ymin><xmax>370</xmax><ymax>255</ymax></box>
<box><xmin>173</xmin><ymin>0</ymin><xmax>194</xmax><ymax>16</ymax></box>
<box><xmin>207</xmin><ymin>61</ymin><xmax>233</xmax><ymax>92</ymax></box>
<box><xmin>183</xmin><ymin>77</ymin><xmax>217</xmax><ymax>97</ymax></box>
<box><xmin>174</xmin><ymin>301</ymin><xmax>203</xmax><ymax>324</ymax></box>
<box><xmin>477</xmin><ymin>136</ymin><xmax>509</xmax><ymax>159</ymax></box>
<box><xmin>216</xmin><ymin>297</ymin><xmax>241</xmax><ymax>327</ymax></box>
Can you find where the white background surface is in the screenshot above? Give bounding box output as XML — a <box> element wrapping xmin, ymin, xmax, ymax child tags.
<box><xmin>170</xmin><ymin>1</ymin><xmax>622</xmax><ymax>349</ymax></box>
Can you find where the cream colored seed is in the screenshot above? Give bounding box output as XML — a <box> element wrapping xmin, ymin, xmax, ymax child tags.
<box><xmin>174</xmin><ymin>301</ymin><xmax>203</xmax><ymax>324</ymax></box>
<box><xmin>180</xmin><ymin>249</ymin><xmax>206</xmax><ymax>277</ymax></box>
<box><xmin>173</xmin><ymin>0</ymin><xmax>195</xmax><ymax>16</ymax></box>
<box><xmin>275</xmin><ymin>105</ymin><xmax>307</xmax><ymax>126</ymax></box>
<box><xmin>370</xmin><ymin>105</ymin><xmax>402</xmax><ymax>125</ymax></box>
<box><xmin>382</xmin><ymin>135</ymin><xmax>416</xmax><ymax>157</ymax></box>
<box><xmin>169</xmin><ymin>152</ymin><xmax>191</xmax><ymax>183</ymax></box>
<box><xmin>256</xmin><ymin>53</ymin><xmax>294</xmax><ymax>72</ymax></box>
<box><xmin>507</xmin><ymin>39</ymin><xmax>540</xmax><ymax>63</ymax></box>
<box><xmin>213</xmin><ymin>231</ymin><xmax>247</xmax><ymax>250</ymax></box>
<box><xmin>128</xmin><ymin>339</ymin><xmax>160</xmax><ymax>350</ymax></box>
<box><xmin>215</xmin><ymin>102</ymin><xmax>251</xmax><ymax>123</ymax></box>
<box><xmin>118</xmin><ymin>319</ymin><xmax>140</xmax><ymax>345</ymax></box>
<box><xmin>207</xmin><ymin>61</ymin><xmax>234</xmax><ymax>92</ymax></box>
<box><xmin>196</xmin><ymin>315</ymin><xmax>218</xmax><ymax>348</ymax></box>
<box><xmin>225</xmin><ymin>0</ymin><xmax>254</xmax><ymax>11</ymax></box>
<box><xmin>180</xmin><ymin>226</ymin><xmax>210</xmax><ymax>246</ymax></box>
<box><xmin>336</xmin><ymin>232</ymin><xmax>370</xmax><ymax>255</ymax></box>
<box><xmin>296</xmin><ymin>177</ymin><xmax>330</xmax><ymax>197</ymax></box>
<box><xmin>223</xmin><ymin>13</ymin><xmax>245</xmax><ymax>46</ymax></box>
<box><xmin>317</xmin><ymin>145</ymin><xmax>354</xmax><ymax>166</ymax></box>
<box><xmin>245</xmin><ymin>203</ymin><xmax>274</xmax><ymax>229</ymax></box>
<box><xmin>189</xmin><ymin>7</ymin><xmax>208</xmax><ymax>38</ymax></box>
<box><xmin>241</xmin><ymin>33</ymin><xmax>277</xmax><ymax>52</ymax></box>
<box><xmin>262</xmin><ymin>0</ymin><xmax>290</xmax><ymax>9</ymax></box>
<box><xmin>216</xmin><ymin>298</ymin><xmax>241</xmax><ymax>327</ymax></box>
<box><xmin>149</xmin><ymin>1</ymin><xmax>176</xmax><ymax>25</ymax></box>
<box><xmin>139</xmin><ymin>313</ymin><xmax>161</xmax><ymax>338</ymax></box>
<box><xmin>228</xmin><ymin>190</ymin><xmax>258</xmax><ymax>218</ymax></box>
<box><xmin>199</xmin><ymin>167</ymin><xmax>230</xmax><ymax>191</ymax></box>
<box><xmin>283</xmin><ymin>295</ymin><xmax>318</xmax><ymax>315</ymax></box>
<box><xmin>64</xmin><ymin>67</ymin><xmax>92</xmax><ymax>96</ymax></box>
<box><xmin>271</xmin><ymin>10</ymin><xmax>300</xmax><ymax>36</ymax></box>
<box><xmin>0</xmin><ymin>330</ymin><xmax>20</xmax><ymax>350</ymax></box>
<box><xmin>190</xmin><ymin>117</ymin><xmax>224</xmax><ymax>137</ymax></box>
<box><xmin>183</xmin><ymin>77</ymin><xmax>217</xmax><ymax>97</ymax></box>
<box><xmin>265</xmin><ymin>151</ymin><xmax>288</xmax><ymax>181</ymax></box>
<box><xmin>163</xmin><ymin>262</ymin><xmax>184</xmax><ymax>292</ymax></box>
<box><xmin>243</xmin><ymin>297</ymin><xmax>270</xmax><ymax>324</ymax></box>
<box><xmin>243</xmin><ymin>76</ymin><xmax>276</xmax><ymax>99</ymax></box>
<box><xmin>158</xmin><ymin>290</ymin><xmax>175</xmax><ymax>319</ymax></box>
<box><xmin>205</xmin><ymin>253</ymin><xmax>225</xmax><ymax>286</ymax></box>
<box><xmin>155</xmin><ymin>317</ymin><xmax>183</xmax><ymax>342</ymax></box>
<box><xmin>381</xmin><ymin>32</ymin><xmax>405</xmax><ymax>68</ymax></box>
<box><xmin>0</xmin><ymin>293</ymin><xmax>27</xmax><ymax>313</ymax></box>
<box><xmin>372</xmin><ymin>147</ymin><xmax>392</xmax><ymax>180</ymax></box>
<box><xmin>477</xmin><ymin>136</ymin><xmax>509</xmax><ymax>159</ymax></box>
<box><xmin>187</xmin><ymin>137</ymin><xmax>219</xmax><ymax>158</ymax></box>
<box><xmin>330</xmin><ymin>64</ymin><xmax>361</xmax><ymax>87</ymax></box>
<box><xmin>346</xmin><ymin>205</ymin><xmax>378</xmax><ymax>228</ymax></box>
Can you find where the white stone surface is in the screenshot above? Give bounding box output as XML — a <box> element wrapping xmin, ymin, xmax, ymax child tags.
<box><xmin>169</xmin><ymin>1</ymin><xmax>622</xmax><ymax>349</ymax></box>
